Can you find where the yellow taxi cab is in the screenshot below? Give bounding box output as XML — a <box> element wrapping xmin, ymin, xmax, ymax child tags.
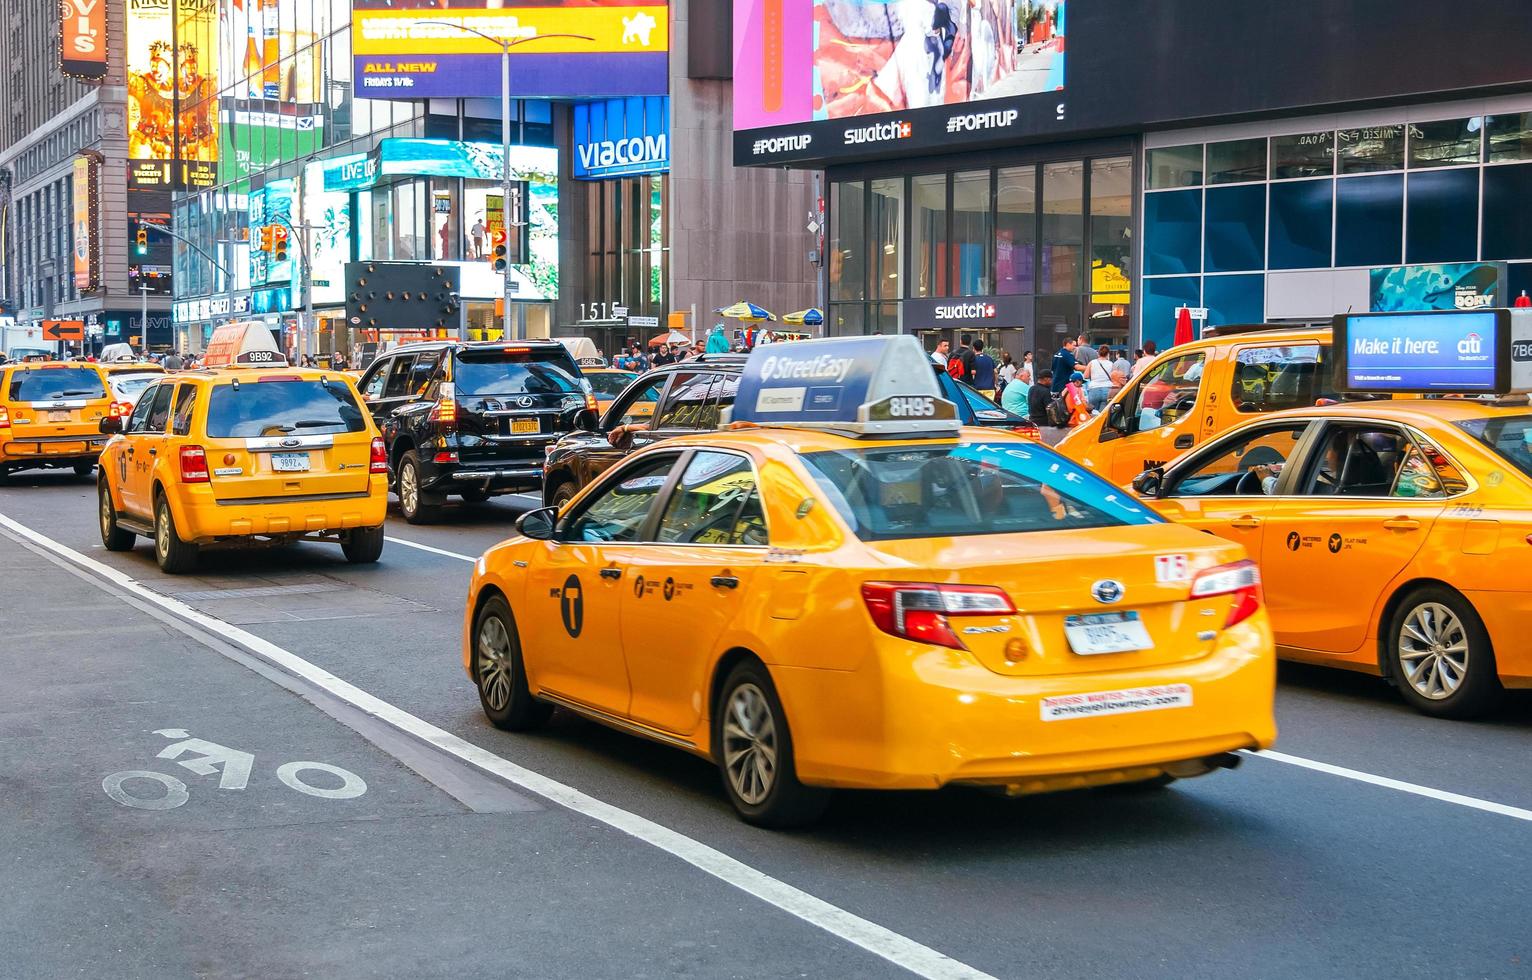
<box><xmin>1132</xmin><ymin>308</ymin><xmax>1532</xmax><ymax>718</ymax></box>
<box><xmin>582</xmin><ymin>367</ymin><xmax>641</xmax><ymax>414</ymax></box>
<box><xmin>97</xmin><ymin>321</ymin><xmax>389</xmax><ymax>573</ymax></box>
<box><xmin>463</xmin><ymin>336</ymin><xmax>1277</xmax><ymax>827</ymax></box>
<box><xmin>1058</xmin><ymin>325</ymin><xmax>1332</xmax><ymax>486</ymax></box>
<box><xmin>0</xmin><ymin>359</ymin><xmax>113</xmax><ymax>482</ymax></box>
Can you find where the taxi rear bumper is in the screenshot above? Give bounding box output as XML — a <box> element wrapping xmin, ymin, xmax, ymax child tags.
<box><xmin>1</xmin><ymin>434</ymin><xmax>109</xmax><ymax>466</ymax></box>
<box><xmin>167</xmin><ymin>477</ymin><xmax>389</xmax><ymax>542</ymax></box>
<box><xmin>770</xmin><ymin>617</ymin><xmax>1277</xmax><ymax>792</ymax></box>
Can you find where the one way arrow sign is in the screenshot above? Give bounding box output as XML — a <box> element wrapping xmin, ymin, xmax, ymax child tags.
<box><xmin>41</xmin><ymin>320</ymin><xmax>84</xmax><ymax>341</ymax></box>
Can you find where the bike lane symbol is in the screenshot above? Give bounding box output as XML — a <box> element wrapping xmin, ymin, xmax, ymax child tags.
<box><xmin>102</xmin><ymin>730</ymin><xmax>368</xmax><ymax>810</ymax></box>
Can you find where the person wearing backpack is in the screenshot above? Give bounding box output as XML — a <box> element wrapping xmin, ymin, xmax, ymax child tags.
<box><xmin>1030</xmin><ymin>369</ymin><xmax>1068</xmax><ymax>445</ymax></box>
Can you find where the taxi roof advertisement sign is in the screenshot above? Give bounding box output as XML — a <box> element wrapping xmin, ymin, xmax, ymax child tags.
<box><xmin>1332</xmin><ymin>309</ymin><xmax>1515</xmax><ymax>396</ymax></box>
<box><xmin>350</xmin><ymin>0</ymin><xmax>669</xmax><ymax>99</ymax></box>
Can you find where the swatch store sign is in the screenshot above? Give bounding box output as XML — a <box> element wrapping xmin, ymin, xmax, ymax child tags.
<box><xmin>573</xmin><ymin>97</ymin><xmax>670</xmax><ymax>180</ymax></box>
<box><xmin>906</xmin><ymin>295</ymin><xmax>1030</xmax><ymax>330</ymax></box>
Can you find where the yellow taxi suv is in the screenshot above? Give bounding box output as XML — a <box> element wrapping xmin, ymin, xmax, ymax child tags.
<box><xmin>97</xmin><ymin>322</ymin><xmax>389</xmax><ymax>573</ymax></box>
<box><xmin>1058</xmin><ymin>325</ymin><xmax>1332</xmax><ymax>487</ymax></box>
<box><xmin>463</xmin><ymin>336</ymin><xmax>1277</xmax><ymax>827</ymax></box>
<box><xmin>0</xmin><ymin>359</ymin><xmax>113</xmax><ymax>482</ymax></box>
<box><xmin>1133</xmin><ymin>308</ymin><xmax>1532</xmax><ymax>719</ymax></box>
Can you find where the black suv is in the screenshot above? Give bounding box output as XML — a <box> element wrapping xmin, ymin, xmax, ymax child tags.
<box><xmin>541</xmin><ymin>355</ymin><xmax>1029</xmax><ymax>507</ymax></box>
<box><xmin>359</xmin><ymin>340</ymin><xmax>591</xmax><ymax>523</ymax></box>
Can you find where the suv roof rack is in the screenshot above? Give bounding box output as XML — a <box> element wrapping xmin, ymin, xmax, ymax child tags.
<box><xmin>1201</xmin><ymin>321</ymin><xmax>1331</xmax><ymax>338</ymax></box>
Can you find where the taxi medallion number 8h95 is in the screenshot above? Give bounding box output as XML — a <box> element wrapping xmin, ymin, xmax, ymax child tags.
<box><xmin>464</xmin><ymin>336</ymin><xmax>1277</xmax><ymax>827</ymax></box>
<box><xmin>96</xmin><ymin>322</ymin><xmax>389</xmax><ymax>573</ymax></box>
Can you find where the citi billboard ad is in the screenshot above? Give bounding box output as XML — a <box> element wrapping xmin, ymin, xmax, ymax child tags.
<box><xmin>573</xmin><ymin>97</ymin><xmax>669</xmax><ymax>179</ymax></box>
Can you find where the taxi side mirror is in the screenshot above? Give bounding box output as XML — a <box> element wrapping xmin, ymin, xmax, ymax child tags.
<box><xmin>516</xmin><ymin>506</ymin><xmax>558</xmax><ymax>541</ymax></box>
<box><xmin>1106</xmin><ymin>400</ymin><xmax>1127</xmax><ymax>432</ymax></box>
<box><xmin>1131</xmin><ymin>468</ymin><xmax>1163</xmax><ymax>497</ymax></box>
<box><xmin>574</xmin><ymin>409</ymin><xmax>599</xmax><ymax>433</ymax></box>
<box><xmin>99</xmin><ymin>416</ymin><xmax>123</xmax><ymax>435</ymax></box>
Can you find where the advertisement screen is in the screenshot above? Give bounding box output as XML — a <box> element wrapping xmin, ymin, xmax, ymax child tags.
<box><xmin>1370</xmin><ymin>262</ymin><xmax>1504</xmax><ymax>313</ymax></box>
<box><xmin>72</xmin><ymin>159</ymin><xmax>96</xmax><ymax>292</ymax></box>
<box><xmin>350</xmin><ymin>1</ymin><xmax>669</xmax><ymax>99</ymax></box>
<box><xmin>59</xmin><ymin>0</ymin><xmax>108</xmax><ymax>79</ymax></box>
<box><xmin>1335</xmin><ymin>310</ymin><xmax>1507</xmax><ymax>394</ymax></box>
<box><xmin>302</xmin><ymin>160</ymin><xmax>352</xmax><ymax>308</ymax></box>
<box><xmin>249</xmin><ymin>179</ymin><xmax>295</xmax><ymax>289</ymax></box>
<box><xmin>126</xmin><ymin>0</ymin><xmax>220</xmax><ymax>189</ymax></box>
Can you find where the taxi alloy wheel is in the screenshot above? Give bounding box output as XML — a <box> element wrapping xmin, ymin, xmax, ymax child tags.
<box><xmin>473</xmin><ymin>595</ymin><xmax>552</xmax><ymax>731</ymax></box>
<box><xmin>98</xmin><ymin>480</ymin><xmax>135</xmax><ymax>552</ymax></box>
<box><xmin>714</xmin><ymin>661</ymin><xmax>829</xmax><ymax>828</ymax></box>
<box><xmin>153</xmin><ymin>495</ymin><xmax>199</xmax><ymax>574</ymax></box>
<box><xmin>1390</xmin><ymin>587</ymin><xmax>1502</xmax><ymax>719</ymax></box>
<box><xmin>397</xmin><ymin>451</ymin><xmax>442</xmax><ymax>525</ymax></box>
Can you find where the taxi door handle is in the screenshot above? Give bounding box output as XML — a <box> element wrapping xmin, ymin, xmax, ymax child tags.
<box><xmin>147</xmin><ymin>448</ymin><xmax>157</xmax><ymax>456</ymax></box>
<box><xmin>1174</xmin><ymin>434</ymin><xmax>1195</xmax><ymax>449</ymax></box>
<box><xmin>1229</xmin><ymin>516</ymin><xmax>1261</xmax><ymax>529</ymax></box>
<box><xmin>599</xmin><ymin>567</ymin><xmax>622</xmax><ymax>580</ymax></box>
<box><xmin>710</xmin><ymin>575</ymin><xmax>740</xmax><ymax>590</ymax></box>
<box><xmin>1383</xmin><ymin>518</ymin><xmax>1421</xmax><ymax>531</ymax></box>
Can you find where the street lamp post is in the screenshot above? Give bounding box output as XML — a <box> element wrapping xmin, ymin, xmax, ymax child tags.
<box><xmin>416</xmin><ymin>23</ymin><xmax>591</xmax><ymax>341</ymax></box>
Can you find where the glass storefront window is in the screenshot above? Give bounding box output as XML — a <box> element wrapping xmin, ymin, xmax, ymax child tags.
<box><xmin>1338</xmin><ymin>125</ymin><xmax>1405</xmax><ymax>174</ymax></box>
<box><xmin>1041</xmin><ymin>162</ymin><xmax>1082</xmax><ymax>293</ymax></box>
<box><xmin>1271</xmin><ymin>131</ymin><xmax>1334</xmax><ymax>179</ymax></box>
<box><xmin>1335</xmin><ymin>173</ymin><xmax>1403</xmax><ymax>267</ymax></box>
<box><xmin>1483</xmin><ymin>164</ymin><xmax>1532</xmax><ymax>260</ymax></box>
<box><xmin>870</xmin><ymin>178</ymin><xmax>903</xmax><ymax>301</ymax></box>
<box><xmin>995</xmin><ymin>166</ymin><xmax>1035</xmax><ymax>295</ymax></box>
<box><xmin>1487</xmin><ymin>113</ymin><xmax>1532</xmax><ymax>162</ymax></box>
<box><xmin>1204</xmin><ymin>184</ymin><xmax>1265</xmax><ymax>273</ymax></box>
<box><xmin>1144</xmin><ymin>188</ymin><xmax>1201</xmax><ymax>276</ymax></box>
<box><xmin>831</xmin><ymin>180</ymin><xmax>865</xmax><ymax>302</ymax></box>
<box><xmin>1408</xmin><ymin>117</ymin><xmax>1483</xmax><ymax>168</ymax></box>
<box><xmin>911</xmin><ymin>174</ymin><xmax>947</xmax><ymax>298</ymax></box>
<box><xmin>1089</xmin><ymin>157</ymin><xmax>1132</xmax><ymax>296</ymax></box>
<box><xmin>1207</xmin><ymin>138</ymin><xmax>1267</xmax><ymax>183</ymax></box>
<box><xmin>950</xmin><ymin>171</ymin><xmax>992</xmax><ymax>296</ymax></box>
<box><xmin>1036</xmin><ymin>295</ymin><xmax>1081</xmax><ymax>353</ymax></box>
<box><xmin>1268</xmin><ymin>178</ymin><xmax>1333</xmax><ymax>269</ymax></box>
<box><xmin>1405</xmin><ymin>168</ymin><xmax>1478</xmax><ymax>264</ymax></box>
<box><xmin>1147</xmin><ymin>145</ymin><xmax>1203</xmax><ymax>189</ymax></box>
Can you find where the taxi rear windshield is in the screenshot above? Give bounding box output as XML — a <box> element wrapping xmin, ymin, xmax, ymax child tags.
<box><xmin>206</xmin><ymin>380</ymin><xmax>368</xmax><ymax>438</ymax></box>
<box><xmin>1456</xmin><ymin>415</ymin><xmax>1532</xmax><ymax>480</ymax></box>
<box><xmin>801</xmin><ymin>442</ymin><xmax>1159</xmax><ymax>541</ymax></box>
<box><xmin>8</xmin><ymin>367</ymin><xmax>106</xmax><ymax>402</ymax></box>
<box><xmin>453</xmin><ymin>350</ymin><xmax>582</xmax><ymax>397</ymax></box>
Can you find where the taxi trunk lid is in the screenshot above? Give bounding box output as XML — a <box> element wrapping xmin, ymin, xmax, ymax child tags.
<box><xmin>862</xmin><ymin>525</ymin><xmax>1250</xmax><ymax>676</ymax></box>
<box><xmin>202</xmin><ymin>377</ymin><xmax>373</xmax><ymax>501</ymax></box>
<box><xmin>4</xmin><ymin>366</ymin><xmax>109</xmax><ymax>438</ymax></box>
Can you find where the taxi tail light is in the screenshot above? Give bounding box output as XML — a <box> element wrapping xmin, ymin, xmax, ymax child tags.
<box><xmin>1190</xmin><ymin>560</ymin><xmax>1262</xmax><ymax>628</ymax></box>
<box><xmin>369</xmin><ymin>437</ymin><xmax>388</xmax><ymax>474</ymax></box>
<box><xmin>109</xmin><ymin>401</ymin><xmax>134</xmax><ymax>418</ymax></box>
<box><xmin>179</xmin><ymin>445</ymin><xmax>210</xmax><ymax>484</ymax></box>
<box><xmin>0</xmin><ymin>406</ymin><xmax>8</xmax><ymax>430</ymax></box>
<box><xmin>861</xmin><ymin>582</ymin><xmax>1017</xmax><ymax>651</ymax></box>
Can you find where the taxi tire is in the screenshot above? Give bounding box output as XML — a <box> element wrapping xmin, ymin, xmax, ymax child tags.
<box><xmin>73</xmin><ymin>461</ymin><xmax>94</xmax><ymax>478</ymax></box>
<box><xmin>342</xmin><ymin>525</ymin><xmax>385</xmax><ymax>563</ymax></box>
<box><xmin>154</xmin><ymin>494</ymin><xmax>199</xmax><ymax>574</ymax></box>
<box><xmin>98</xmin><ymin>480</ymin><xmax>135</xmax><ymax>552</ymax></box>
<box><xmin>472</xmin><ymin>595</ymin><xmax>552</xmax><ymax>731</ymax></box>
<box><xmin>397</xmin><ymin>451</ymin><xmax>443</xmax><ymax>525</ymax></box>
<box><xmin>713</xmin><ymin>660</ymin><xmax>831</xmax><ymax>829</ymax></box>
<box><xmin>1387</xmin><ymin>586</ymin><xmax>1502</xmax><ymax>720</ymax></box>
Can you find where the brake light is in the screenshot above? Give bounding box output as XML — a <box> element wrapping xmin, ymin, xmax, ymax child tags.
<box><xmin>1190</xmin><ymin>559</ymin><xmax>1263</xmax><ymax>628</ymax></box>
<box><xmin>110</xmin><ymin>401</ymin><xmax>135</xmax><ymax>418</ymax></box>
<box><xmin>370</xmin><ymin>437</ymin><xmax>388</xmax><ymax>474</ymax></box>
<box><xmin>428</xmin><ymin>382</ymin><xmax>457</xmax><ymax>425</ymax></box>
<box><xmin>861</xmin><ymin>582</ymin><xmax>1017</xmax><ymax>650</ymax></box>
<box><xmin>179</xmin><ymin>445</ymin><xmax>210</xmax><ymax>483</ymax></box>
<box><xmin>433</xmin><ymin>450</ymin><xmax>459</xmax><ymax>464</ymax></box>
<box><xmin>0</xmin><ymin>407</ymin><xmax>8</xmax><ymax>430</ymax></box>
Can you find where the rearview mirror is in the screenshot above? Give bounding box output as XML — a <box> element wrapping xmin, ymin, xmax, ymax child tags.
<box><xmin>99</xmin><ymin>416</ymin><xmax>123</xmax><ymax>435</ymax></box>
<box><xmin>574</xmin><ymin>408</ymin><xmax>599</xmax><ymax>433</ymax></box>
<box><xmin>1131</xmin><ymin>468</ymin><xmax>1163</xmax><ymax>497</ymax></box>
<box><xmin>516</xmin><ymin>506</ymin><xmax>559</xmax><ymax>541</ymax></box>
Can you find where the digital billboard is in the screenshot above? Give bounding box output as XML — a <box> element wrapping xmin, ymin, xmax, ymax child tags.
<box><xmin>1334</xmin><ymin>310</ymin><xmax>1508</xmax><ymax>395</ymax></box>
<box><xmin>125</xmin><ymin>0</ymin><xmax>219</xmax><ymax>189</ymax></box>
<box><xmin>59</xmin><ymin>0</ymin><xmax>108</xmax><ymax>79</ymax></box>
<box><xmin>734</xmin><ymin>0</ymin><xmax>1063</xmax><ymax>163</ymax></box>
<box><xmin>302</xmin><ymin>160</ymin><xmax>352</xmax><ymax>307</ymax></box>
<box><xmin>350</xmin><ymin>0</ymin><xmax>669</xmax><ymax>99</ymax></box>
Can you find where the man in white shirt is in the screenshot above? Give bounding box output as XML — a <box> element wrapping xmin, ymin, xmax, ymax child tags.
<box><xmin>1131</xmin><ymin>339</ymin><xmax>1158</xmax><ymax>378</ymax></box>
<box><xmin>931</xmin><ymin>339</ymin><xmax>950</xmax><ymax>366</ymax></box>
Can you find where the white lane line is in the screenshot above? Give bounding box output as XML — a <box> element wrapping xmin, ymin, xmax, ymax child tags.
<box><xmin>384</xmin><ymin>535</ymin><xmax>477</xmax><ymax>563</ymax></box>
<box><xmin>0</xmin><ymin>512</ymin><xmax>991</xmax><ymax>980</ymax></box>
<box><xmin>1244</xmin><ymin>749</ymin><xmax>1532</xmax><ymax>823</ymax></box>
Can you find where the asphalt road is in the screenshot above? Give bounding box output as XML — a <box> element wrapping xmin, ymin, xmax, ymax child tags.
<box><xmin>3</xmin><ymin>469</ymin><xmax>1531</xmax><ymax>979</ymax></box>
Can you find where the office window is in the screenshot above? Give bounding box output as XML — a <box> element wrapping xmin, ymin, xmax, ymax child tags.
<box><xmin>1204</xmin><ymin>184</ymin><xmax>1265</xmax><ymax>273</ymax></box>
<box><xmin>831</xmin><ymin>180</ymin><xmax>865</xmax><ymax>301</ymax></box>
<box><xmin>1406</xmin><ymin>168</ymin><xmax>1478</xmax><ymax>264</ymax></box>
<box><xmin>1486</xmin><ymin>113</ymin><xmax>1532</xmax><ymax>162</ymax></box>
<box><xmin>1041</xmin><ymin>161</ymin><xmax>1083</xmax><ymax>293</ymax></box>
<box><xmin>1147</xmin><ymin>144</ymin><xmax>1203</xmax><ymax>189</ymax></box>
<box><xmin>911</xmin><ymin>173</ymin><xmax>946</xmax><ymax>298</ymax></box>
<box><xmin>1204</xmin><ymin>274</ymin><xmax>1265</xmax><ymax>328</ymax></box>
<box><xmin>1144</xmin><ymin>189</ymin><xmax>1201</xmax><ymax>276</ymax></box>
<box><xmin>1482</xmin><ymin>164</ymin><xmax>1532</xmax><ymax>260</ymax></box>
<box><xmin>1268</xmin><ymin>179</ymin><xmax>1333</xmax><ymax>270</ymax></box>
<box><xmin>1335</xmin><ymin>174</ymin><xmax>1403</xmax><ymax>267</ymax></box>
<box><xmin>1338</xmin><ymin>125</ymin><xmax>1405</xmax><ymax>174</ymax></box>
<box><xmin>1408</xmin><ymin>117</ymin><xmax>1482</xmax><ymax>168</ymax></box>
<box><xmin>1271</xmin><ymin>131</ymin><xmax>1335</xmax><ymax>179</ymax></box>
<box><xmin>994</xmin><ymin>166</ymin><xmax>1035</xmax><ymax>295</ymax></box>
<box><xmin>1142</xmin><ymin>276</ymin><xmax>1200</xmax><ymax>352</ymax></box>
<box><xmin>1207</xmin><ymin>138</ymin><xmax>1267</xmax><ymax>183</ymax></box>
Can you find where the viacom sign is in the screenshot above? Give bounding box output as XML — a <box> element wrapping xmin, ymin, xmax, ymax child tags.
<box><xmin>574</xmin><ymin>96</ymin><xmax>670</xmax><ymax>180</ymax></box>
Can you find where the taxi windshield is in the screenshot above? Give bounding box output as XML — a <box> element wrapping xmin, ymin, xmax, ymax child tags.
<box><xmin>205</xmin><ymin>380</ymin><xmax>368</xmax><ymax>438</ymax></box>
<box><xmin>801</xmin><ymin>441</ymin><xmax>1159</xmax><ymax>541</ymax></box>
<box><xmin>454</xmin><ymin>351</ymin><xmax>583</xmax><ymax>398</ymax></box>
<box><xmin>1456</xmin><ymin>414</ymin><xmax>1532</xmax><ymax>480</ymax></box>
<box><xmin>8</xmin><ymin>367</ymin><xmax>106</xmax><ymax>401</ymax></box>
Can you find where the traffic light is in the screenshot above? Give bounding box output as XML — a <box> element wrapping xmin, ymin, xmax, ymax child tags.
<box><xmin>258</xmin><ymin>226</ymin><xmax>274</xmax><ymax>252</ymax></box>
<box><xmin>272</xmin><ymin>225</ymin><xmax>289</xmax><ymax>263</ymax></box>
<box><xmin>135</xmin><ymin>227</ymin><xmax>148</xmax><ymax>255</ymax></box>
<box><xmin>493</xmin><ymin>244</ymin><xmax>507</xmax><ymax>272</ymax></box>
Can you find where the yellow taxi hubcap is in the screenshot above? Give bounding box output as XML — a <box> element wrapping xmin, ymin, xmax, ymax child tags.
<box><xmin>722</xmin><ymin>684</ymin><xmax>777</xmax><ymax>805</ymax></box>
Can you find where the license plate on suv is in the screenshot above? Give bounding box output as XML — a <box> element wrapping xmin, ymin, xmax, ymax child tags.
<box><xmin>271</xmin><ymin>452</ymin><xmax>311</xmax><ymax>472</ymax></box>
<box><xmin>508</xmin><ymin>418</ymin><xmax>539</xmax><ymax>435</ymax></box>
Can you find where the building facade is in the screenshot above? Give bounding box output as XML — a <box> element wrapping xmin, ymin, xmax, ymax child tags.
<box><xmin>733</xmin><ymin>0</ymin><xmax>1532</xmax><ymax>362</ymax></box>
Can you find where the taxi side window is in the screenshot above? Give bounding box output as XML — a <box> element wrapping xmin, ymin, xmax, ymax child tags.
<box><xmin>1298</xmin><ymin>425</ymin><xmax>1433</xmax><ymax>498</ymax></box>
<box><xmin>1230</xmin><ymin>345</ymin><xmax>1330</xmax><ymax>413</ymax></box>
<box><xmin>654</xmin><ymin>373</ymin><xmax>721</xmax><ymax>430</ymax></box>
<box><xmin>360</xmin><ymin>359</ymin><xmax>391</xmax><ymax>400</ymax></box>
<box><xmin>383</xmin><ymin>356</ymin><xmax>420</xmax><ymax>399</ymax></box>
<box><xmin>1164</xmin><ymin>423</ymin><xmax>1311</xmax><ymax>497</ymax></box>
<box><xmin>124</xmin><ymin>386</ymin><xmax>158</xmax><ymax>433</ymax></box>
<box><xmin>143</xmin><ymin>383</ymin><xmax>175</xmax><ymax>433</ymax></box>
<box><xmin>1120</xmin><ymin>352</ymin><xmax>1205</xmax><ymax>433</ymax></box>
<box><xmin>564</xmin><ymin>454</ymin><xmax>680</xmax><ymax>543</ymax></box>
<box><xmin>656</xmin><ymin>451</ymin><xmax>769</xmax><ymax>546</ymax></box>
<box><xmin>170</xmin><ymin>384</ymin><xmax>197</xmax><ymax>436</ymax></box>
<box><xmin>610</xmin><ymin>376</ymin><xmax>665</xmax><ymax>428</ymax></box>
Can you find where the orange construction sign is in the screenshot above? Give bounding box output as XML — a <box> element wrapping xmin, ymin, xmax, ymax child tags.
<box><xmin>41</xmin><ymin>320</ymin><xmax>85</xmax><ymax>341</ymax></box>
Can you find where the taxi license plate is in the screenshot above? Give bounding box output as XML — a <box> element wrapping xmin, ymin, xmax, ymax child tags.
<box><xmin>271</xmin><ymin>452</ymin><xmax>310</xmax><ymax>473</ymax></box>
<box><xmin>48</xmin><ymin>410</ymin><xmax>71</xmax><ymax>422</ymax></box>
<box><xmin>509</xmin><ymin>418</ymin><xmax>539</xmax><ymax>435</ymax></box>
<box><xmin>1064</xmin><ymin>611</ymin><xmax>1152</xmax><ymax>655</ymax></box>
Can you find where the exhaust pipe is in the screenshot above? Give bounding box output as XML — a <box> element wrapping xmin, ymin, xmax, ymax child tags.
<box><xmin>1163</xmin><ymin>752</ymin><xmax>1242</xmax><ymax>779</ymax></box>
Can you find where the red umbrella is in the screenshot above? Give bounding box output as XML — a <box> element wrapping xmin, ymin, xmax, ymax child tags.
<box><xmin>1173</xmin><ymin>306</ymin><xmax>1195</xmax><ymax>347</ymax></box>
<box><xmin>1514</xmin><ymin>291</ymin><xmax>1531</xmax><ymax>308</ymax></box>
